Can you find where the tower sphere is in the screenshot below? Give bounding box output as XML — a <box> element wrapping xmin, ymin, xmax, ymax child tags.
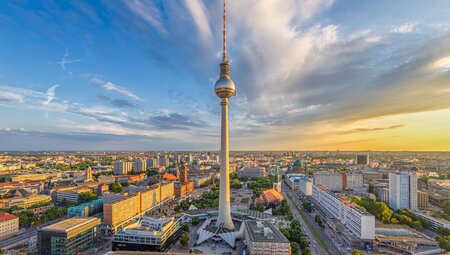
<box><xmin>215</xmin><ymin>60</ymin><xmax>236</xmax><ymax>99</ymax></box>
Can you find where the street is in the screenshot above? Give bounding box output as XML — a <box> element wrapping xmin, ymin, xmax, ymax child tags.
<box><xmin>282</xmin><ymin>183</ymin><xmax>343</xmax><ymax>255</ymax></box>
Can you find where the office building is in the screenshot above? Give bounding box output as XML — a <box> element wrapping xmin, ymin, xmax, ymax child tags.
<box><xmin>299</xmin><ymin>178</ymin><xmax>313</xmax><ymax>196</ymax></box>
<box><xmin>68</xmin><ymin>199</ymin><xmax>103</xmax><ymax>218</ymax></box>
<box><xmin>38</xmin><ymin>217</ymin><xmax>101</xmax><ymax>255</ymax></box>
<box><xmin>417</xmin><ymin>191</ymin><xmax>429</xmax><ymax>210</ymax></box>
<box><xmin>238</xmin><ymin>167</ymin><xmax>266</xmax><ymax>179</ymax></box>
<box><xmin>389</xmin><ymin>172</ymin><xmax>417</xmax><ymax>210</ymax></box>
<box><xmin>312</xmin><ymin>184</ymin><xmax>375</xmax><ymax>240</ymax></box>
<box><xmin>112</xmin><ymin>216</ymin><xmax>182</xmax><ymax>252</ymax></box>
<box><xmin>56</xmin><ymin>187</ymin><xmax>91</xmax><ymax>204</ymax></box>
<box><xmin>132</xmin><ymin>159</ymin><xmax>146</xmax><ymax>173</ymax></box>
<box><xmin>0</xmin><ymin>212</ymin><xmax>19</xmax><ymax>240</ymax></box>
<box><xmin>244</xmin><ymin>220</ymin><xmax>291</xmax><ymax>255</ymax></box>
<box><xmin>285</xmin><ymin>174</ymin><xmax>309</xmax><ymax>190</ymax></box>
<box><xmin>356</xmin><ymin>154</ymin><xmax>369</xmax><ymax>165</ymax></box>
<box><xmin>313</xmin><ymin>172</ymin><xmax>363</xmax><ymax>191</ymax></box>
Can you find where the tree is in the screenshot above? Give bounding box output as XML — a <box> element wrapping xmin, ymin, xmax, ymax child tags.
<box><xmin>444</xmin><ymin>201</ymin><xmax>450</xmax><ymax>215</ymax></box>
<box><xmin>280</xmin><ymin>228</ymin><xmax>290</xmax><ymax>240</ymax></box>
<box><xmin>436</xmin><ymin>235</ymin><xmax>450</xmax><ymax>252</ymax></box>
<box><xmin>192</xmin><ymin>217</ymin><xmax>200</xmax><ymax>226</ymax></box>
<box><xmin>182</xmin><ymin>224</ymin><xmax>190</xmax><ymax>232</ymax></box>
<box><xmin>109</xmin><ymin>182</ymin><xmax>123</xmax><ymax>193</ymax></box>
<box><xmin>437</xmin><ymin>227</ymin><xmax>450</xmax><ymax>236</ymax></box>
<box><xmin>180</xmin><ymin>232</ymin><xmax>190</xmax><ymax>247</ymax></box>
<box><xmin>351</xmin><ymin>249</ymin><xmax>360</xmax><ymax>255</ymax></box>
<box><xmin>78</xmin><ymin>191</ymin><xmax>98</xmax><ymax>204</ymax></box>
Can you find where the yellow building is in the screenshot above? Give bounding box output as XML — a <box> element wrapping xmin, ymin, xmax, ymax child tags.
<box><xmin>4</xmin><ymin>195</ymin><xmax>52</xmax><ymax>209</ymax></box>
<box><xmin>0</xmin><ymin>212</ymin><xmax>19</xmax><ymax>240</ymax></box>
<box><xmin>160</xmin><ymin>182</ymin><xmax>174</xmax><ymax>202</ymax></box>
<box><xmin>417</xmin><ymin>191</ymin><xmax>429</xmax><ymax>210</ymax></box>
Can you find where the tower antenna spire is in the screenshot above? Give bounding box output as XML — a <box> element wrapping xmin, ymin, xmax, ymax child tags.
<box><xmin>223</xmin><ymin>0</ymin><xmax>227</xmax><ymax>60</ymax></box>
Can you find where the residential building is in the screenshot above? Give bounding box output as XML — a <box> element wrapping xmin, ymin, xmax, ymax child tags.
<box><xmin>174</xmin><ymin>182</ymin><xmax>194</xmax><ymax>198</ymax></box>
<box><xmin>244</xmin><ymin>220</ymin><xmax>291</xmax><ymax>255</ymax></box>
<box><xmin>417</xmin><ymin>191</ymin><xmax>429</xmax><ymax>210</ymax></box>
<box><xmin>132</xmin><ymin>159</ymin><xmax>146</xmax><ymax>173</ymax></box>
<box><xmin>179</xmin><ymin>165</ymin><xmax>189</xmax><ymax>184</ymax></box>
<box><xmin>376</xmin><ymin>188</ymin><xmax>389</xmax><ymax>204</ymax></box>
<box><xmin>146</xmin><ymin>158</ymin><xmax>158</xmax><ymax>168</ymax></box>
<box><xmin>411</xmin><ymin>211</ymin><xmax>450</xmax><ymax>231</ymax></box>
<box><xmin>389</xmin><ymin>172</ymin><xmax>418</xmax><ymax>210</ymax></box>
<box><xmin>114</xmin><ymin>160</ymin><xmax>132</xmax><ymax>175</ymax></box>
<box><xmin>112</xmin><ymin>216</ymin><xmax>182</xmax><ymax>252</ymax></box>
<box><xmin>3</xmin><ymin>194</ymin><xmax>52</xmax><ymax>209</ymax></box>
<box><xmin>356</xmin><ymin>154</ymin><xmax>369</xmax><ymax>165</ymax></box>
<box><xmin>159</xmin><ymin>156</ymin><xmax>170</xmax><ymax>167</ymax></box>
<box><xmin>313</xmin><ymin>172</ymin><xmax>363</xmax><ymax>191</ymax></box>
<box><xmin>0</xmin><ymin>212</ymin><xmax>19</xmax><ymax>240</ymax></box>
<box><xmin>312</xmin><ymin>184</ymin><xmax>375</xmax><ymax>240</ymax></box>
<box><xmin>238</xmin><ymin>167</ymin><xmax>266</xmax><ymax>179</ymax></box>
<box><xmin>37</xmin><ymin>217</ymin><xmax>101</xmax><ymax>255</ymax></box>
<box><xmin>56</xmin><ymin>187</ymin><xmax>91</xmax><ymax>204</ymax></box>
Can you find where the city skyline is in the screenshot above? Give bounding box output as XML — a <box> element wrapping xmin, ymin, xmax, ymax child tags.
<box><xmin>1</xmin><ymin>1</ymin><xmax>450</xmax><ymax>151</ymax></box>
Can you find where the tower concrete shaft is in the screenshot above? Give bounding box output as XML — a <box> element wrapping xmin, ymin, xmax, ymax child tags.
<box><xmin>216</xmin><ymin>97</ymin><xmax>234</xmax><ymax>230</ymax></box>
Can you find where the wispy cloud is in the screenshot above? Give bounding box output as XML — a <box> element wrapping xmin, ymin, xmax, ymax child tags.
<box><xmin>122</xmin><ymin>0</ymin><xmax>166</xmax><ymax>35</ymax></box>
<box><xmin>57</xmin><ymin>50</ymin><xmax>79</xmax><ymax>70</ymax></box>
<box><xmin>91</xmin><ymin>77</ymin><xmax>142</xmax><ymax>101</ymax></box>
<box><xmin>183</xmin><ymin>0</ymin><xmax>212</xmax><ymax>43</ymax></box>
<box><xmin>390</xmin><ymin>22</ymin><xmax>417</xmax><ymax>33</ymax></box>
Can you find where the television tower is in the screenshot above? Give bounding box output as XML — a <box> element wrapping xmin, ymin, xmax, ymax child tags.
<box><xmin>215</xmin><ymin>0</ymin><xmax>235</xmax><ymax>230</ymax></box>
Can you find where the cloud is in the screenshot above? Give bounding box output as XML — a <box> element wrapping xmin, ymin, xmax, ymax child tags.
<box><xmin>111</xmin><ymin>99</ymin><xmax>135</xmax><ymax>108</ymax></box>
<box><xmin>183</xmin><ymin>0</ymin><xmax>212</xmax><ymax>43</ymax></box>
<box><xmin>44</xmin><ymin>84</ymin><xmax>58</xmax><ymax>105</ymax></box>
<box><xmin>148</xmin><ymin>112</ymin><xmax>208</xmax><ymax>130</ymax></box>
<box><xmin>390</xmin><ymin>22</ymin><xmax>417</xmax><ymax>33</ymax></box>
<box><xmin>335</xmin><ymin>125</ymin><xmax>405</xmax><ymax>135</ymax></box>
<box><xmin>122</xmin><ymin>0</ymin><xmax>166</xmax><ymax>35</ymax></box>
<box><xmin>91</xmin><ymin>77</ymin><xmax>142</xmax><ymax>101</ymax></box>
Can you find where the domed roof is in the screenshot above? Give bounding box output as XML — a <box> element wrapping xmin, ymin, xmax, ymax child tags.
<box><xmin>293</xmin><ymin>160</ymin><xmax>302</xmax><ymax>166</ymax></box>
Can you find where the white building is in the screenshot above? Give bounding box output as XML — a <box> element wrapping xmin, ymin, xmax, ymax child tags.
<box><xmin>133</xmin><ymin>159</ymin><xmax>146</xmax><ymax>173</ymax></box>
<box><xmin>389</xmin><ymin>172</ymin><xmax>417</xmax><ymax>210</ymax></box>
<box><xmin>146</xmin><ymin>158</ymin><xmax>158</xmax><ymax>168</ymax></box>
<box><xmin>114</xmin><ymin>160</ymin><xmax>132</xmax><ymax>175</ymax></box>
<box><xmin>312</xmin><ymin>185</ymin><xmax>375</xmax><ymax>240</ymax></box>
<box><xmin>411</xmin><ymin>211</ymin><xmax>450</xmax><ymax>231</ymax></box>
<box><xmin>244</xmin><ymin>220</ymin><xmax>291</xmax><ymax>255</ymax></box>
<box><xmin>299</xmin><ymin>178</ymin><xmax>313</xmax><ymax>196</ymax></box>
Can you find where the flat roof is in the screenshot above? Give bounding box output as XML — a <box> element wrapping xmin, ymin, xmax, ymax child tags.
<box><xmin>41</xmin><ymin>217</ymin><xmax>100</xmax><ymax>235</ymax></box>
<box><xmin>245</xmin><ymin>220</ymin><xmax>289</xmax><ymax>243</ymax></box>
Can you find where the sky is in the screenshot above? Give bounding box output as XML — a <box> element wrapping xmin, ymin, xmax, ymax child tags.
<box><xmin>0</xmin><ymin>0</ymin><xmax>450</xmax><ymax>151</ymax></box>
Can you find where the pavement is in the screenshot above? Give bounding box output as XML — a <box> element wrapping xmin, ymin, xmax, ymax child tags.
<box><xmin>0</xmin><ymin>216</ymin><xmax>68</xmax><ymax>250</ymax></box>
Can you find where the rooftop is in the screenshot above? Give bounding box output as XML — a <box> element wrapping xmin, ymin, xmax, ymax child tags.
<box><xmin>245</xmin><ymin>220</ymin><xmax>289</xmax><ymax>243</ymax></box>
<box><xmin>41</xmin><ymin>217</ymin><xmax>100</xmax><ymax>233</ymax></box>
<box><xmin>0</xmin><ymin>212</ymin><xmax>17</xmax><ymax>222</ymax></box>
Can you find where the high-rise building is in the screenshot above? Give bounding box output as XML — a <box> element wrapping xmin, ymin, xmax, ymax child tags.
<box><xmin>356</xmin><ymin>154</ymin><xmax>369</xmax><ymax>165</ymax></box>
<box><xmin>417</xmin><ymin>190</ymin><xmax>429</xmax><ymax>210</ymax></box>
<box><xmin>114</xmin><ymin>160</ymin><xmax>132</xmax><ymax>175</ymax></box>
<box><xmin>133</xmin><ymin>159</ymin><xmax>146</xmax><ymax>173</ymax></box>
<box><xmin>85</xmin><ymin>166</ymin><xmax>93</xmax><ymax>181</ymax></box>
<box><xmin>214</xmin><ymin>0</ymin><xmax>236</xmax><ymax>230</ymax></box>
<box><xmin>38</xmin><ymin>217</ymin><xmax>101</xmax><ymax>255</ymax></box>
<box><xmin>159</xmin><ymin>156</ymin><xmax>170</xmax><ymax>167</ymax></box>
<box><xmin>184</xmin><ymin>154</ymin><xmax>193</xmax><ymax>164</ymax></box>
<box><xmin>313</xmin><ymin>172</ymin><xmax>363</xmax><ymax>191</ymax></box>
<box><xmin>179</xmin><ymin>165</ymin><xmax>189</xmax><ymax>184</ymax></box>
<box><xmin>389</xmin><ymin>172</ymin><xmax>418</xmax><ymax>210</ymax></box>
<box><xmin>146</xmin><ymin>158</ymin><xmax>158</xmax><ymax>168</ymax></box>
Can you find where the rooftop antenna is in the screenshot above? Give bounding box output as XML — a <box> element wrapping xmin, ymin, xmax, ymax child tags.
<box><xmin>222</xmin><ymin>0</ymin><xmax>227</xmax><ymax>60</ymax></box>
